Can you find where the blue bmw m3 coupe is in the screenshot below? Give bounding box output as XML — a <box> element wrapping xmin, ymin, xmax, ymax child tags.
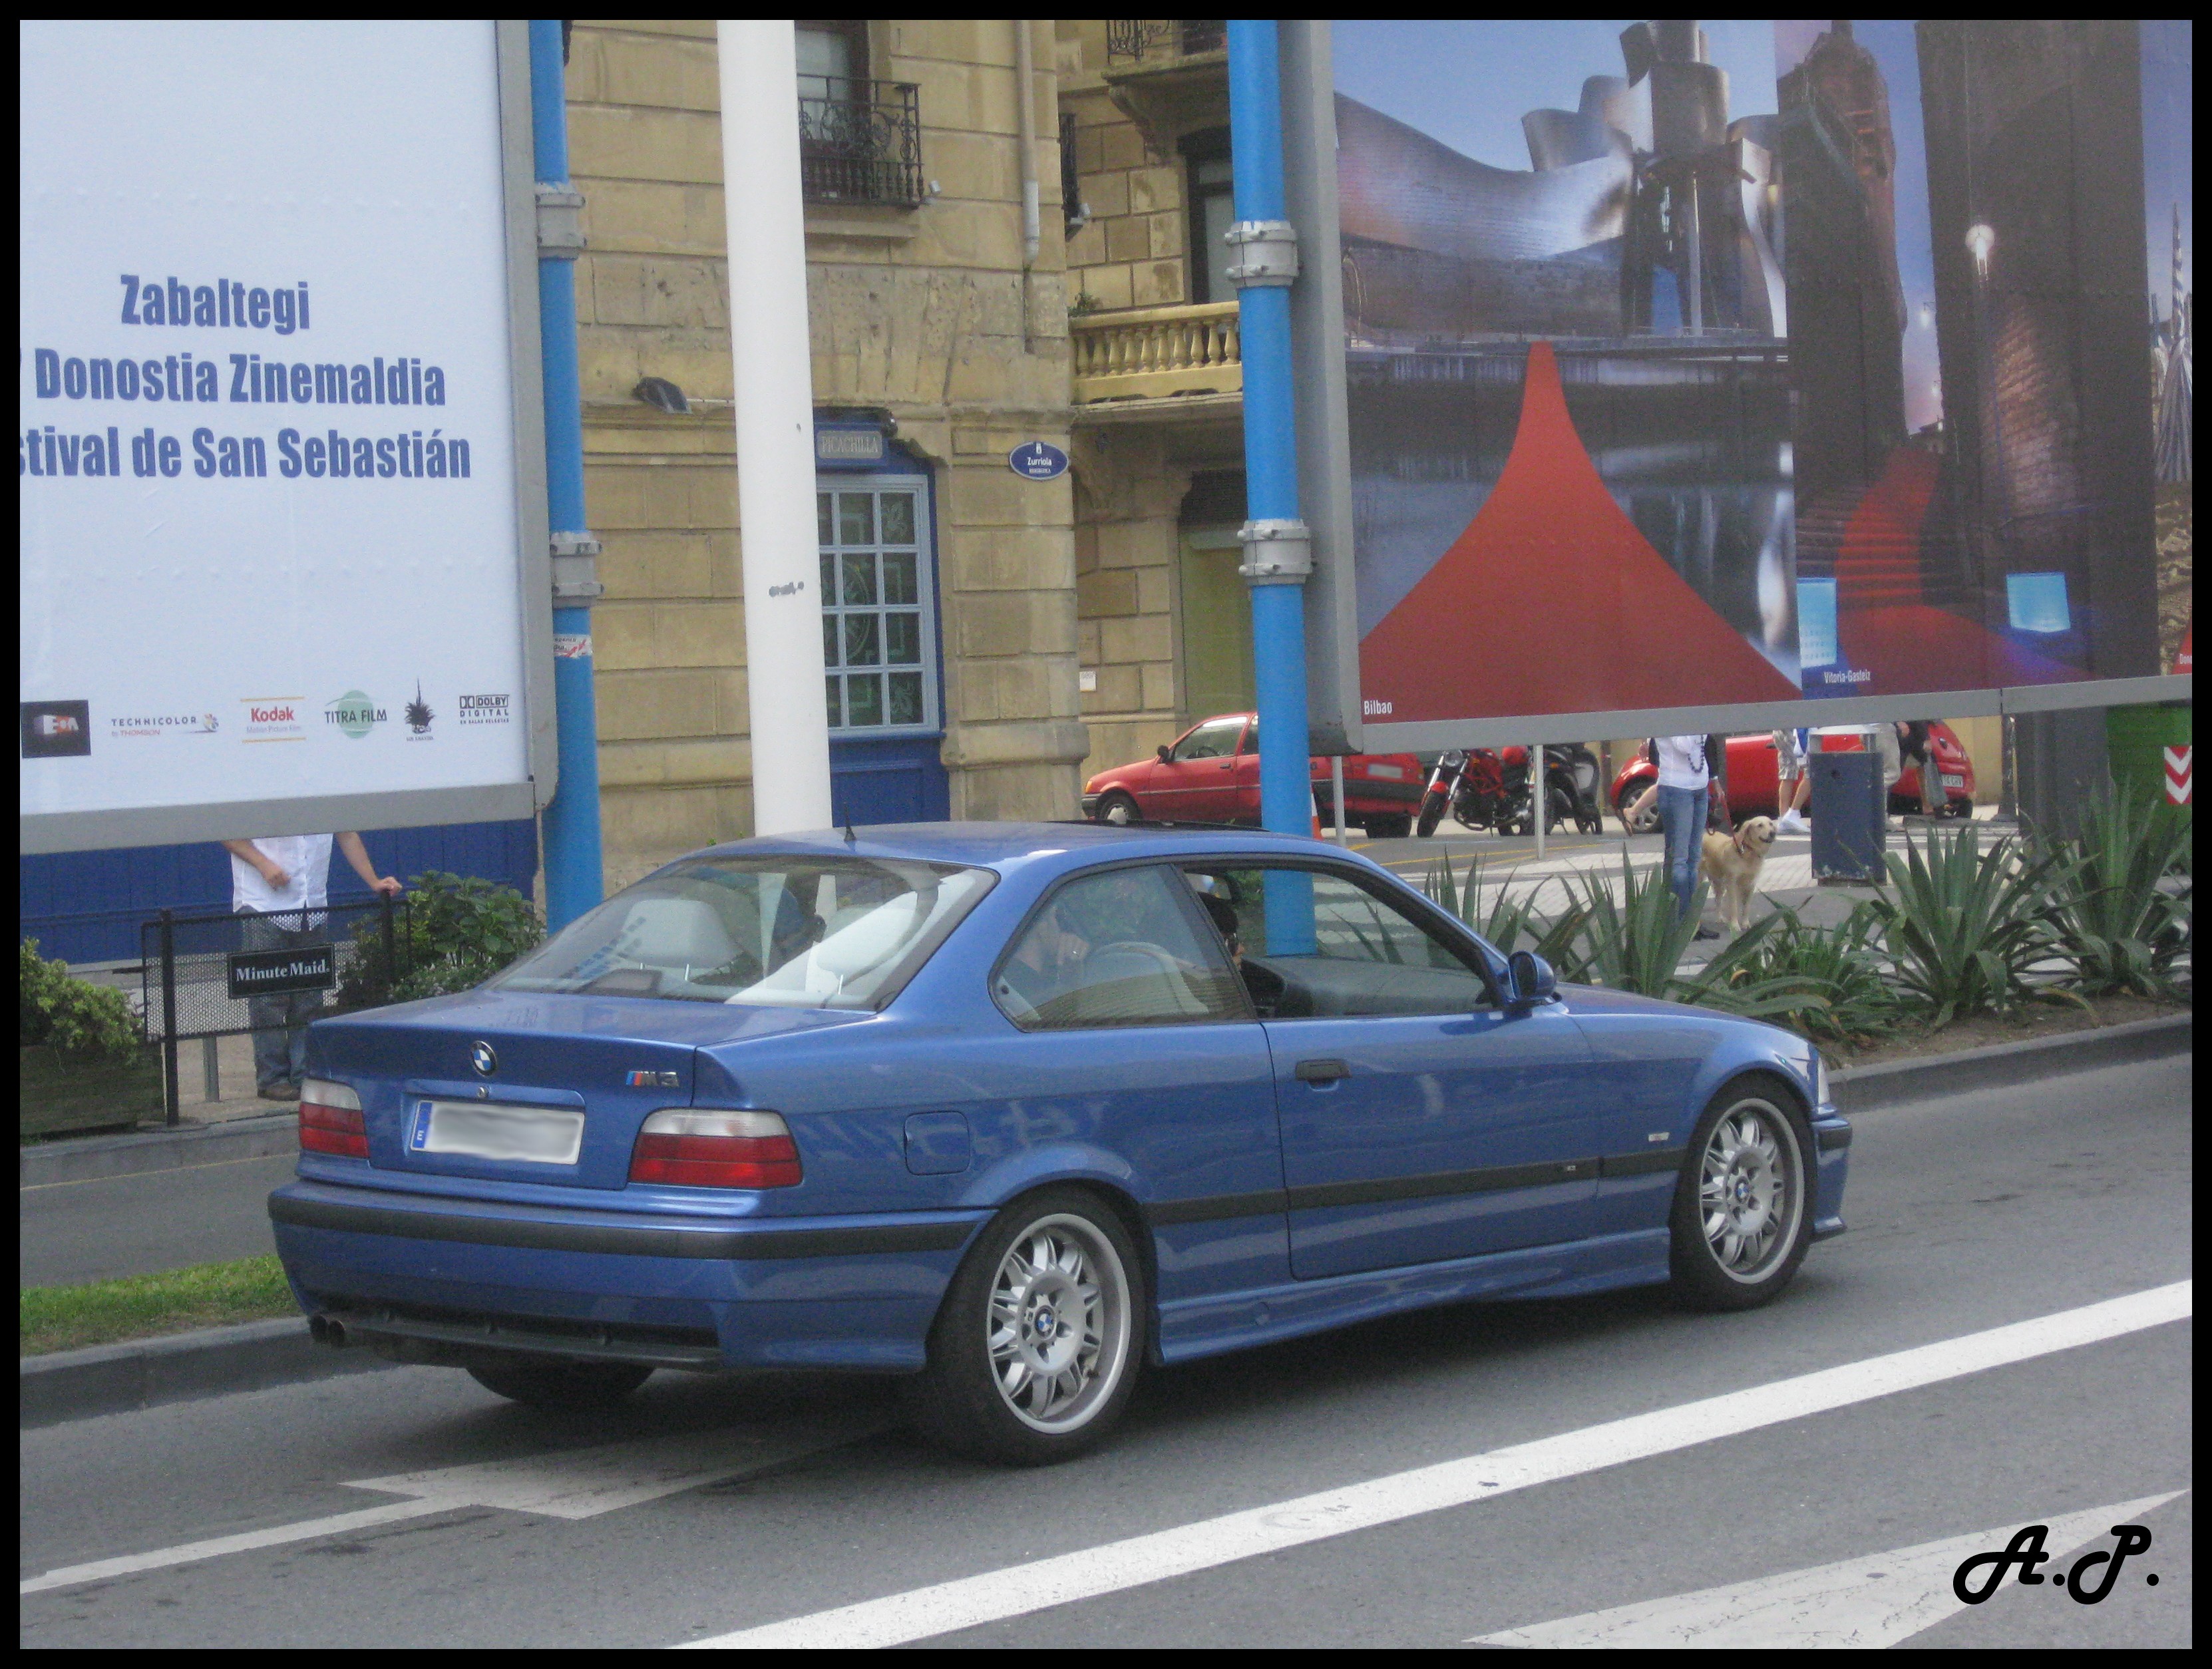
<box><xmin>269</xmin><ymin>823</ymin><xmax>1849</xmax><ymax>1463</ymax></box>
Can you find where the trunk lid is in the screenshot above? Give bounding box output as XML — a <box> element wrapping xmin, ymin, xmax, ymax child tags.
<box><xmin>310</xmin><ymin>988</ymin><xmax>865</xmax><ymax>1190</ymax></box>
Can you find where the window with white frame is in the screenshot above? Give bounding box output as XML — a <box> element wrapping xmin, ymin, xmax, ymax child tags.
<box><xmin>819</xmin><ymin>475</ymin><xmax>937</xmax><ymax>733</ymax></box>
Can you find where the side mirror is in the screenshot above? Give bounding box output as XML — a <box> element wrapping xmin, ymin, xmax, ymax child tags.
<box><xmin>1505</xmin><ymin>949</ymin><xmax>1557</xmax><ymax>1010</ymax></box>
<box><xmin>1156</xmin><ymin>744</ymin><xmax>1174</xmax><ymax>764</ymax></box>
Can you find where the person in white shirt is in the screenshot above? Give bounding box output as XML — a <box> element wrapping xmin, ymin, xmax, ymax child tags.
<box><xmin>1652</xmin><ymin>735</ymin><xmax>1719</xmax><ymax>938</ymax></box>
<box><xmin>220</xmin><ymin>834</ymin><xmax>400</xmax><ymax>1100</ymax></box>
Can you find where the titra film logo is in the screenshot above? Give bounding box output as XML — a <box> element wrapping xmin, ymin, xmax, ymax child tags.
<box><xmin>1951</xmin><ymin>1522</ymin><xmax>2157</xmax><ymax>1606</ymax></box>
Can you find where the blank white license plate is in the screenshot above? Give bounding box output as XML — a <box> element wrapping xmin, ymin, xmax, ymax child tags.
<box><xmin>409</xmin><ymin>1099</ymin><xmax>584</xmax><ymax>1165</ymax></box>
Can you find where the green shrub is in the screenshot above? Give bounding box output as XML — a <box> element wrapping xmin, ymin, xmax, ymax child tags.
<box><xmin>2042</xmin><ymin>787</ymin><xmax>2193</xmax><ymax>1000</ymax></box>
<box><xmin>337</xmin><ymin>872</ymin><xmax>544</xmax><ymax>1007</ymax></box>
<box><xmin>18</xmin><ymin>938</ymin><xmax>140</xmax><ymax>1061</ymax></box>
<box><xmin>1868</xmin><ymin>824</ymin><xmax>2084</xmax><ymax>1028</ymax></box>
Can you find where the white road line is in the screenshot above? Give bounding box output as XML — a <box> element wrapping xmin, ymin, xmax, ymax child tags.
<box><xmin>347</xmin><ymin>1417</ymin><xmax>884</xmax><ymax>1521</ymax></box>
<box><xmin>681</xmin><ymin>1281</ymin><xmax>2192</xmax><ymax>1649</ymax></box>
<box><xmin>19</xmin><ymin>1500</ymin><xmax>450</xmax><ymax>1596</ymax></box>
<box><xmin>1471</xmin><ymin>1491</ymin><xmax>2183</xmax><ymax>1648</ymax></box>
<box><xmin>21</xmin><ymin>1414</ymin><xmax>885</xmax><ymax>1596</ymax></box>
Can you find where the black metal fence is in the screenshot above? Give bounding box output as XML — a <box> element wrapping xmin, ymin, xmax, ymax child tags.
<box><xmin>140</xmin><ymin>898</ymin><xmax>411</xmax><ymax>1125</ymax></box>
<box><xmin>797</xmin><ymin>77</ymin><xmax>924</xmax><ymax>206</ymax></box>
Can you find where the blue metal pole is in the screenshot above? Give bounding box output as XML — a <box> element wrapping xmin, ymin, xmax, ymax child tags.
<box><xmin>1227</xmin><ymin>20</ymin><xmax>1311</xmax><ymax>840</ymax></box>
<box><xmin>530</xmin><ymin>19</ymin><xmax>604</xmax><ymax>930</ymax></box>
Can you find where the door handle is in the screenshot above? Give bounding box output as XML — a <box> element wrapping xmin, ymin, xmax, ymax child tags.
<box><xmin>1294</xmin><ymin>1058</ymin><xmax>1350</xmax><ymax>1084</ymax></box>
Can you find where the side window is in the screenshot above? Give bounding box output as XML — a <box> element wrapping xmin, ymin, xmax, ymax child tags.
<box><xmin>1182</xmin><ymin>865</ymin><xmax>1493</xmax><ymax>1019</ymax></box>
<box><xmin>993</xmin><ymin>866</ymin><xmax>1249</xmax><ymax>1031</ymax></box>
<box><xmin>1173</xmin><ymin>717</ymin><xmax>1243</xmax><ymax>761</ymax></box>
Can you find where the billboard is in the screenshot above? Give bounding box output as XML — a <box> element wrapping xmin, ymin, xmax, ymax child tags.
<box><xmin>19</xmin><ymin>21</ymin><xmax>552</xmax><ymax>853</ymax></box>
<box><xmin>1290</xmin><ymin>20</ymin><xmax>2191</xmax><ymax>748</ymax></box>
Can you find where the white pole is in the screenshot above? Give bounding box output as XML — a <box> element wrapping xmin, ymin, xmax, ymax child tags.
<box><xmin>719</xmin><ymin>20</ymin><xmax>833</xmax><ymax>835</ymax></box>
<box><xmin>1531</xmin><ymin>742</ymin><xmax>1545</xmax><ymax>861</ymax></box>
<box><xmin>1330</xmin><ymin>755</ymin><xmax>1346</xmax><ymax>844</ymax></box>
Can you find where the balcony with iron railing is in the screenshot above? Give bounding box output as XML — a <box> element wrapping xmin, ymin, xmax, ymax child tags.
<box><xmin>1071</xmin><ymin>301</ymin><xmax>1240</xmax><ymax>405</ymax></box>
<box><xmin>1104</xmin><ymin>20</ymin><xmax>1226</xmax><ymax>63</ymax></box>
<box><xmin>797</xmin><ymin>77</ymin><xmax>924</xmax><ymax>208</ymax></box>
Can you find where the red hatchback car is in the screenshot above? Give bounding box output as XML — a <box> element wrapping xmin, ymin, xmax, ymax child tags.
<box><xmin>1608</xmin><ymin>725</ymin><xmax>1977</xmax><ymax>831</ymax></box>
<box><xmin>1083</xmin><ymin>712</ymin><xmax>1427</xmax><ymax>836</ymax></box>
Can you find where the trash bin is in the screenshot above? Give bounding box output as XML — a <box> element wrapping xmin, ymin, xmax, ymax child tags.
<box><xmin>1809</xmin><ymin>726</ymin><xmax>1885</xmax><ymax>884</ymax></box>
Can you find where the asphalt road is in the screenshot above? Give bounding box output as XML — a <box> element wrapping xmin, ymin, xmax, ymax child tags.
<box><xmin>19</xmin><ymin>1153</ymin><xmax>295</xmax><ymax>1288</ymax></box>
<box><xmin>19</xmin><ymin>1055</ymin><xmax>2192</xmax><ymax>1648</ymax></box>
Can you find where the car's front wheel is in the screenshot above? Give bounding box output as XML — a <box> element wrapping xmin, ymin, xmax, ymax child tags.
<box><xmin>466</xmin><ymin>1358</ymin><xmax>655</xmax><ymax>1408</ymax></box>
<box><xmin>904</xmin><ymin>1189</ymin><xmax>1144</xmax><ymax>1465</ymax></box>
<box><xmin>1094</xmin><ymin>789</ymin><xmax>1141</xmax><ymax>826</ymax></box>
<box><xmin>1669</xmin><ymin>1077</ymin><xmax>1814</xmax><ymax>1311</ymax></box>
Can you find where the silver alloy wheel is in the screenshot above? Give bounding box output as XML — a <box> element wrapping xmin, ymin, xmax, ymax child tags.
<box><xmin>1101</xmin><ymin>795</ymin><xmax>1136</xmax><ymax>825</ymax></box>
<box><xmin>986</xmin><ymin>1212</ymin><xmax>1131</xmax><ymax>1433</ymax></box>
<box><xmin>1697</xmin><ymin>1099</ymin><xmax>1803</xmax><ymax>1282</ymax></box>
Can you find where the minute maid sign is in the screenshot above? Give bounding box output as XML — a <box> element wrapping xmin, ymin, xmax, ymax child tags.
<box><xmin>325</xmin><ymin>691</ymin><xmax>387</xmax><ymax>739</ymax></box>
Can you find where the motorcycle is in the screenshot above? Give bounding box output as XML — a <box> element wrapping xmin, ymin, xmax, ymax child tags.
<box><xmin>1416</xmin><ymin>745</ymin><xmax>1604</xmax><ymax>837</ymax></box>
<box><xmin>1415</xmin><ymin>748</ymin><xmax>1509</xmax><ymax>837</ymax></box>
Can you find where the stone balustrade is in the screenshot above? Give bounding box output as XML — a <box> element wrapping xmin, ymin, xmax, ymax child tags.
<box><xmin>1070</xmin><ymin>301</ymin><xmax>1242</xmax><ymax>404</ymax></box>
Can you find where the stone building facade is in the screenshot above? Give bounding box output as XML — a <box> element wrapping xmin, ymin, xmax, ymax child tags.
<box><xmin>564</xmin><ymin>19</ymin><xmax>1088</xmax><ymax>884</ymax></box>
<box><xmin>556</xmin><ymin>19</ymin><xmax>1271</xmax><ymax>883</ymax></box>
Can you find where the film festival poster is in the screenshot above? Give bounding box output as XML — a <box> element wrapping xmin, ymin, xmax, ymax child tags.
<box><xmin>1340</xmin><ymin>19</ymin><xmax>2192</xmax><ymax>726</ymax></box>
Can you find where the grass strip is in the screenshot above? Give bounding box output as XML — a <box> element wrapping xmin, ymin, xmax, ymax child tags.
<box><xmin>21</xmin><ymin>1254</ymin><xmax>297</xmax><ymax>1357</ymax></box>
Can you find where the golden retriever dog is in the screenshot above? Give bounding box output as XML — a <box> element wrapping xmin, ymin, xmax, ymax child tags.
<box><xmin>1701</xmin><ymin>816</ymin><xmax>1777</xmax><ymax>932</ymax></box>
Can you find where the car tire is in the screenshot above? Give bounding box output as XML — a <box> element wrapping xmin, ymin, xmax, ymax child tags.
<box><xmin>466</xmin><ymin>1358</ymin><xmax>655</xmax><ymax>1408</ymax></box>
<box><xmin>902</xmin><ymin>1189</ymin><xmax>1145</xmax><ymax>1466</ymax></box>
<box><xmin>1415</xmin><ymin>791</ymin><xmax>1447</xmax><ymax>838</ymax></box>
<box><xmin>1668</xmin><ymin>1075</ymin><xmax>1815</xmax><ymax>1312</ymax></box>
<box><xmin>1094</xmin><ymin>790</ymin><xmax>1141</xmax><ymax>826</ymax></box>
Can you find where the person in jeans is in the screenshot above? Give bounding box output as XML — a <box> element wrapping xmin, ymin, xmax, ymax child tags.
<box><xmin>1652</xmin><ymin>735</ymin><xmax>1719</xmax><ymax>939</ymax></box>
<box><xmin>221</xmin><ymin>834</ymin><xmax>401</xmax><ymax>1100</ymax></box>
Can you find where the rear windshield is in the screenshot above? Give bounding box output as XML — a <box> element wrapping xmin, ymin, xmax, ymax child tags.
<box><xmin>493</xmin><ymin>856</ymin><xmax>994</xmax><ymax>1009</ymax></box>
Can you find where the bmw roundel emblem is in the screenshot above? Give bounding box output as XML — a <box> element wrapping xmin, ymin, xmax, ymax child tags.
<box><xmin>470</xmin><ymin>1041</ymin><xmax>498</xmax><ymax>1078</ymax></box>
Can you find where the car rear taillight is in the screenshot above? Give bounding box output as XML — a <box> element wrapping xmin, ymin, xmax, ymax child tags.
<box><xmin>628</xmin><ymin>1109</ymin><xmax>801</xmax><ymax>1189</ymax></box>
<box><xmin>299</xmin><ymin>1077</ymin><xmax>368</xmax><ymax>1159</ymax></box>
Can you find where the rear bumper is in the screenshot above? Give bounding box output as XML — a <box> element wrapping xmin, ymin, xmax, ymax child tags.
<box><xmin>1314</xmin><ymin>776</ymin><xmax>1425</xmax><ymax>807</ymax></box>
<box><xmin>269</xmin><ymin>1179</ymin><xmax>985</xmax><ymax>1373</ymax></box>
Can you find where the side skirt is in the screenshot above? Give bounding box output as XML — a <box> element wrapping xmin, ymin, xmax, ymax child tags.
<box><xmin>1153</xmin><ymin>1228</ymin><xmax>1672</xmax><ymax>1366</ymax></box>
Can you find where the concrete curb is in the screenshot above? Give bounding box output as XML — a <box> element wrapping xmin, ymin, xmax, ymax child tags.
<box><xmin>1830</xmin><ymin>1012</ymin><xmax>2193</xmax><ymax>1114</ymax></box>
<box><xmin>19</xmin><ymin>1316</ymin><xmax>395</xmax><ymax>1430</ymax></box>
<box><xmin>20</xmin><ymin>1112</ymin><xmax>297</xmax><ymax>1188</ymax></box>
<box><xmin>19</xmin><ymin>1015</ymin><xmax>2192</xmax><ymax>1429</ymax></box>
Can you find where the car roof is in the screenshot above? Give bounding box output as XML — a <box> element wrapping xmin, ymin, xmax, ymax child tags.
<box><xmin>688</xmin><ymin>820</ymin><xmax>1340</xmax><ymax>877</ymax></box>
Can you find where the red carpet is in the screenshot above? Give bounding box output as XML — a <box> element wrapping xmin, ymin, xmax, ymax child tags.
<box><xmin>1829</xmin><ymin>447</ymin><xmax>2082</xmax><ymax>691</ymax></box>
<box><xmin>1358</xmin><ymin>342</ymin><xmax>1797</xmax><ymax>722</ymax></box>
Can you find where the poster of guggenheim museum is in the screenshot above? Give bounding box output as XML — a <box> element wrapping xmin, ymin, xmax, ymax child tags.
<box><xmin>1338</xmin><ymin>19</ymin><xmax>2191</xmax><ymax>729</ymax></box>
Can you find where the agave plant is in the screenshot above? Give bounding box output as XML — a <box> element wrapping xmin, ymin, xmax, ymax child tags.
<box><xmin>2041</xmin><ymin>787</ymin><xmax>2193</xmax><ymax>999</ymax></box>
<box><xmin>1702</xmin><ymin>902</ymin><xmax>1904</xmax><ymax>1052</ymax></box>
<box><xmin>1549</xmin><ymin>854</ymin><xmax>1849</xmax><ymax>1035</ymax></box>
<box><xmin>1867</xmin><ymin>823</ymin><xmax>2085</xmax><ymax>1028</ymax></box>
<box><xmin>1421</xmin><ymin>850</ymin><xmax>1586</xmax><ymax>969</ymax></box>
